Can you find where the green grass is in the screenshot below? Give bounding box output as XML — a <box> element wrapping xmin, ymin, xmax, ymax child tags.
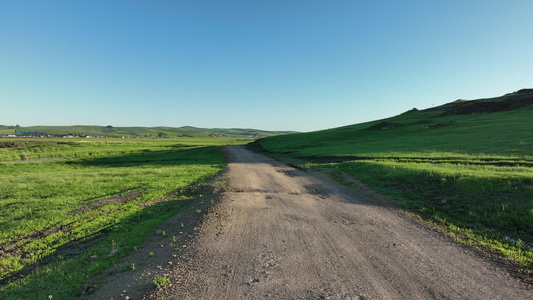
<box><xmin>0</xmin><ymin>137</ymin><xmax>245</xmax><ymax>161</ymax></box>
<box><xmin>257</xmin><ymin>104</ymin><xmax>533</xmax><ymax>159</ymax></box>
<box><xmin>253</xmin><ymin>90</ymin><xmax>533</xmax><ymax>269</ymax></box>
<box><xmin>0</xmin><ymin>138</ymin><xmax>239</xmax><ymax>299</ymax></box>
<box><xmin>153</xmin><ymin>276</ymin><xmax>171</xmax><ymax>287</ymax></box>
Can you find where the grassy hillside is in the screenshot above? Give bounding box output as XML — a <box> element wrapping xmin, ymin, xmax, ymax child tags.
<box><xmin>2</xmin><ymin>125</ymin><xmax>295</xmax><ymax>138</ymax></box>
<box><xmin>253</xmin><ymin>89</ymin><xmax>533</xmax><ymax>272</ymax></box>
<box><xmin>256</xmin><ymin>89</ymin><xmax>533</xmax><ymax>159</ymax></box>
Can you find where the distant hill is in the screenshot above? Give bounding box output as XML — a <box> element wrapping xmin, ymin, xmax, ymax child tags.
<box><xmin>0</xmin><ymin>125</ymin><xmax>296</xmax><ymax>138</ymax></box>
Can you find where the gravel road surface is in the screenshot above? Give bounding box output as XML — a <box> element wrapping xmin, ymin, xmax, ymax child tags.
<box><xmin>151</xmin><ymin>145</ymin><xmax>531</xmax><ymax>299</ymax></box>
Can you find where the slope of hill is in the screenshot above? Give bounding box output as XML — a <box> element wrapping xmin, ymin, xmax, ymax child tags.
<box><xmin>2</xmin><ymin>125</ymin><xmax>295</xmax><ymax>138</ymax></box>
<box><xmin>252</xmin><ymin>89</ymin><xmax>533</xmax><ymax>275</ymax></box>
<box><xmin>255</xmin><ymin>89</ymin><xmax>533</xmax><ymax>159</ymax></box>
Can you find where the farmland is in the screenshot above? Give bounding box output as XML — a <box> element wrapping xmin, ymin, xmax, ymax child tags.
<box><xmin>0</xmin><ymin>137</ymin><xmax>244</xmax><ymax>299</ymax></box>
<box><xmin>252</xmin><ymin>89</ymin><xmax>533</xmax><ymax>270</ymax></box>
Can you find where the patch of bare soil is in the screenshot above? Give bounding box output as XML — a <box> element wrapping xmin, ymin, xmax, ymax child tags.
<box><xmin>68</xmin><ymin>190</ymin><xmax>144</xmax><ymax>216</ymax></box>
<box><xmin>0</xmin><ymin>141</ymin><xmax>73</xmax><ymax>148</ymax></box>
<box><xmin>0</xmin><ymin>141</ymin><xmax>29</xmax><ymax>148</ymax></box>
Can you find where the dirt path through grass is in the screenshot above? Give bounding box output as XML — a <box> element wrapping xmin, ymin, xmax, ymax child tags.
<box><xmin>97</xmin><ymin>145</ymin><xmax>530</xmax><ymax>299</ymax></box>
<box><xmin>147</xmin><ymin>145</ymin><xmax>531</xmax><ymax>299</ymax></box>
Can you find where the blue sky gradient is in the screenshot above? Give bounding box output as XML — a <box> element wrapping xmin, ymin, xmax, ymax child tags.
<box><xmin>2</xmin><ymin>1</ymin><xmax>532</xmax><ymax>131</ymax></box>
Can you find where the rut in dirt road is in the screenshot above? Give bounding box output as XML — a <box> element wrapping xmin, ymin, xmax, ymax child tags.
<box><xmin>153</xmin><ymin>145</ymin><xmax>531</xmax><ymax>299</ymax></box>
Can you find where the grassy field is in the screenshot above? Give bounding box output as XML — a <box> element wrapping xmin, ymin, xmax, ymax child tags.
<box><xmin>253</xmin><ymin>90</ymin><xmax>533</xmax><ymax>270</ymax></box>
<box><xmin>0</xmin><ymin>137</ymin><xmax>242</xmax><ymax>299</ymax></box>
<box><xmin>0</xmin><ymin>137</ymin><xmax>248</xmax><ymax>161</ymax></box>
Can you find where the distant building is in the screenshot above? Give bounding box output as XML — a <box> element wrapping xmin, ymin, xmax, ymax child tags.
<box><xmin>18</xmin><ymin>132</ymin><xmax>47</xmax><ymax>137</ymax></box>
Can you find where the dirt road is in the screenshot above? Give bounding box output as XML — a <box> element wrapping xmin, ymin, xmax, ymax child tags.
<box><xmin>150</xmin><ymin>145</ymin><xmax>530</xmax><ymax>299</ymax></box>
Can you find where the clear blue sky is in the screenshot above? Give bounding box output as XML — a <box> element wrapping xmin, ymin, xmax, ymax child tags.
<box><xmin>1</xmin><ymin>1</ymin><xmax>532</xmax><ymax>132</ymax></box>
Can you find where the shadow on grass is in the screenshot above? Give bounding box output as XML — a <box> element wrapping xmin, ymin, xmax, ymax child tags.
<box><xmin>247</xmin><ymin>139</ymin><xmax>533</xmax><ymax>167</ymax></box>
<box><xmin>73</xmin><ymin>146</ymin><xmax>225</xmax><ymax>168</ymax></box>
<box><xmin>347</xmin><ymin>162</ymin><xmax>532</xmax><ymax>240</ymax></box>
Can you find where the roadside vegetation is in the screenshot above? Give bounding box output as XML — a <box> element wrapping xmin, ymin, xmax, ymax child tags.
<box><xmin>252</xmin><ymin>89</ymin><xmax>533</xmax><ymax>273</ymax></box>
<box><xmin>0</xmin><ymin>137</ymin><xmax>242</xmax><ymax>299</ymax></box>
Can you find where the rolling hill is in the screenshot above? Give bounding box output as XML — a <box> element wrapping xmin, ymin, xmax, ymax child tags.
<box><xmin>0</xmin><ymin>125</ymin><xmax>296</xmax><ymax>138</ymax></box>
<box><xmin>254</xmin><ymin>88</ymin><xmax>533</xmax><ymax>159</ymax></box>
